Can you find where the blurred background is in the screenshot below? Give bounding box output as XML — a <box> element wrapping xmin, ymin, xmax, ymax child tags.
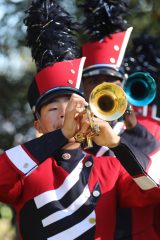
<box><xmin>0</xmin><ymin>0</ymin><xmax>160</xmax><ymax>239</ymax></box>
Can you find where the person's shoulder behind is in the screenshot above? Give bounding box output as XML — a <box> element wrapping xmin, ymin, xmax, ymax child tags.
<box><xmin>137</xmin><ymin>116</ymin><xmax>160</xmax><ymax>140</ymax></box>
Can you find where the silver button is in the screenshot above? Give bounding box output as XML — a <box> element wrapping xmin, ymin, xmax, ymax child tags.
<box><xmin>62</xmin><ymin>153</ymin><xmax>71</xmax><ymax>160</ymax></box>
<box><xmin>68</xmin><ymin>79</ymin><xmax>73</xmax><ymax>84</ymax></box>
<box><xmin>114</xmin><ymin>45</ymin><xmax>119</xmax><ymax>51</ymax></box>
<box><xmin>85</xmin><ymin>161</ymin><xmax>92</xmax><ymax>168</ymax></box>
<box><xmin>93</xmin><ymin>190</ymin><xmax>100</xmax><ymax>197</ymax></box>
<box><xmin>70</xmin><ymin>69</ymin><xmax>76</xmax><ymax>74</ymax></box>
<box><xmin>23</xmin><ymin>163</ymin><xmax>29</xmax><ymax>168</ymax></box>
<box><xmin>110</xmin><ymin>57</ymin><xmax>116</xmax><ymax>63</ymax></box>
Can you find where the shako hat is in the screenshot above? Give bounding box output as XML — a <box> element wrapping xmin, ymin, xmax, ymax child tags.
<box><xmin>24</xmin><ymin>0</ymin><xmax>86</xmax><ymax>114</ymax></box>
<box><xmin>80</xmin><ymin>0</ymin><xmax>132</xmax><ymax>80</ymax></box>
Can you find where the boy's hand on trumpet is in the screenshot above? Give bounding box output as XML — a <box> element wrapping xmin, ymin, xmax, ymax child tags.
<box><xmin>75</xmin><ymin>114</ymin><xmax>120</xmax><ymax>149</ymax></box>
<box><xmin>62</xmin><ymin>94</ymin><xmax>88</xmax><ymax>140</ymax></box>
<box><xmin>91</xmin><ymin>117</ymin><xmax>120</xmax><ymax>148</ymax></box>
<box><xmin>62</xmin><ymin>93</ymin><xmax>120</xmax><ymax>149</ymax></box>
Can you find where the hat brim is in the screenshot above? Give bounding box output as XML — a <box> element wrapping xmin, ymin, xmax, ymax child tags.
<box><xmin>35</xmin><ymin>86</ymin><xmax>84</xmax><ymax>113</ymax></box>
<box><xmin>83</xmin><ymin>66</ymin><xmax>124</xmax><ymax>80</ymax></box>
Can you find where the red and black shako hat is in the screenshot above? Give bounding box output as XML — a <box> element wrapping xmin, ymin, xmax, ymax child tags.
<box><xmin>80</xmin><ymin>0</ymin><xmax>132</xmax><ymax>80</ymax></box>
<box><xmin>24</xmin><ymin>0</ymin><xmax>86</xmax><ymax>114</ymax></box>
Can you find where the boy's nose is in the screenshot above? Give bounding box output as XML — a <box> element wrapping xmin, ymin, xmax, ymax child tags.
<box><xmin>59</xmin><ymin>103</ymin><xmax>67</xmax><ymax>118</ymax></box>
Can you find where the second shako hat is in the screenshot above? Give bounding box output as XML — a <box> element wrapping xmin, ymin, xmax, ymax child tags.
<box><xmin>82</xmin><ymin>27</ymin><xmax>132</xmax><ymax>77</ymax></box>
<box><xmin>80</xmin><ymin>0</ymin><xmax>132</xmax><ymax>79</ymax></box>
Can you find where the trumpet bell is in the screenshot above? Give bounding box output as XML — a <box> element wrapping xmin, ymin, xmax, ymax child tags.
<box><xmin>123</xmin><ymin>72</ymin><xmax>156</xmax><ymax>106</ymax></box>
<box><xmin>89</xmin><ymin>82</ymin><xmax>127</xmax><ymax>121</ymax></box>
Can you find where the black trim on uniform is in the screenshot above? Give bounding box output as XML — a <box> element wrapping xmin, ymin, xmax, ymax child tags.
<box><xmin>20</xmin><ymin>200</ymin><xmax>45</xmax><ymax>240</ymax></box>
<box><xmin>20</xmin><ymin>156</ymin><xmax>100</xmax><ymax>240</ymax></box>
<box><xmin>38</xmin><ymin>156</ymin><xmax>94</xmax><ymax>219</ymax></box>
<box><xmin>45</xmin><ymin>183</ymin><xmax>100</xmax><ymax>238</ymax></box>
<box><xmin>122</xmin><ymin>122</ymin><xmax>160</xmax><ymax>160</ymax></box>
<box><xmin>111</xmin><ymin>136</ymin><xmax>146</xmax><ymax>177</ymax></box>
<box><xmin>114</xmin><ymin>208</ymin><xmax>132</xmax><ymax>240</ymax></box>
<box><xmin>23</xmin><ymin>129</ymin><xmax>68</xmax><ymax>163</ymax></box>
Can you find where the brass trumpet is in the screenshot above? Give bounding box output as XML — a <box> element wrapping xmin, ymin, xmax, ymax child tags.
<box><xmin>74</xmin><ymin>82</ymin><xmax>128</xmax><ymax>148</ymax></box>
<box><xmin>89</xmin><ymin>82</ymin><xmax>127</xmax><ymax>121</ymax></box>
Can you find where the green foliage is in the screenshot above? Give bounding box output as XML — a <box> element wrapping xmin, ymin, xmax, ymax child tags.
<box><xmin>0</xmin><ymin>204</ymin><xmax>13</xmax><ymax>220</ymax></box>
<box><xmin>0</xmin><ymin>203</ymin><xmax>16</xmax><ymax>240</ymax></box>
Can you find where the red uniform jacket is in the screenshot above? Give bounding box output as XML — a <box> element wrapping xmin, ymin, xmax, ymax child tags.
<box><xmin>134</xmin><ymin>105</ymin><xmax>160</xmax><ymax>140</ymax></box>
<box><xmin>0</xmin><ymin>129</ymin><xmax>160</xmax><ymax>240</ymax></box>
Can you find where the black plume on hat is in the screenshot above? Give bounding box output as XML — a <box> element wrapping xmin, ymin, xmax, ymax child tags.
<box><xmin>123</xmin><ymin>35</ymin><xmax>160</xmax><ymax>75</ymax></box>
<box><xmin>24</xmin><ymin>0</ymin><xmax>80</xmax><ymax>72</ymax></box>
<box><xmin>80</xmin><ymin>0</ymin><xmax>130</xmax><ymax>42</ymax></box>
<box><xmin>24</xmin><ymin>0</ymin><xmax>84</xmax><ymax>115</ymax></box>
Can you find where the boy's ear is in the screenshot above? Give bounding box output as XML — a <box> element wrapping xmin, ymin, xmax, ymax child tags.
<box><xmin>34</xmin><ymin>120</ymin><xmax>43</xmax><ymax>134</ymax></box>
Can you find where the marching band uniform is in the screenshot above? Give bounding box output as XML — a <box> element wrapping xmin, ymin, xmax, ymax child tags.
<box><xmin>1</xmin><ymin>127</ymin><xmax>160</xmax><ymax>240</ymax></box>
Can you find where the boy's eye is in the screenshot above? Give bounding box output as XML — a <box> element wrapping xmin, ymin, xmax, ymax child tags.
<box><xmin>49</xmin><ymin>107</ymin><xmax>58</xmax><ymax>111</ymax></box>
